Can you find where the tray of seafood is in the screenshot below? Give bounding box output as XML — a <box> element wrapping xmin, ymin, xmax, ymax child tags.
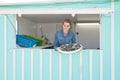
<box><xmin>57</xmin><ymin>43</ymin><xmax>82</xmax><ymax>54</ymax></box>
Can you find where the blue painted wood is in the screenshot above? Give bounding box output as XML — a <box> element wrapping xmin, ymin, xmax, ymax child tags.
<box><xmin>33</xmin><ymin>50</ymin><xmax>40</xmax><ymax>80</ymax></box>
<box><xmin>42</xmin><ymin>49</ymin><xmax>50</xmax><ymax>80</ymax></box>
<box><xmin>0</xmin><ymin>1</ymin><xmax>120</xmax><ymax>80</ymax></box>
<box><xmin>7</xmin><ymin>15</ymin><xmax>14</xmax><ymax>80</ymax></box>
<box><xmin>52</xmin><ymin>50</ymin><xmax>59</xmax><ymax>80</ymax></box>
<box><xmin>24</xmin><ymin>50</ymin><xmax>31</xmax><ymax>80</ymax></box>
<box><xmin>0</xmin><ymin>1</ymin><xmax>111</xmax><ymax>9</ymax></box>
<box><xmin>16</xmin><ymin>50</ymin><xmax>22</xmax><ymax>80</ymax></box>
<box><xmin>114</xmin><ymin>2</ymin><xmax>120</xmax><ymax>80</ymax></box>
<box><xmin>92</xmin><ymin>50</ymin><xmax>100</xmax><ymax>80</ymax></box>
<box><xmin>102</xmin><ymin>14</ymin><xmax>111</xmax><ymax>80</ymax></box>
<box><xmin>72</xmin><ymin>52</ymin><xmax>80</xmax><ymax>80</ymax></box>
<box><xmin>82</xmin><ymin>50</ymin><xmax>90</xmax><ymax>80</ymax></box>
<box><xmin>7</xmin><ymin>51</ymin><xmax>13</xmax><ymax>80</ymax></box>
<box><xmin>62</xmin><ymin>53</ymin><xmax>69</xmax><ymax>80</ymax></box>
<box><xmin>0</xmin><ymin>16</ymin><xmax>4</xmax><ymax>80</ymax></box>
<box><xmin>7</xmin><ymin>15</ymin><xmax>15</xmax><ymax>49</ymax></box>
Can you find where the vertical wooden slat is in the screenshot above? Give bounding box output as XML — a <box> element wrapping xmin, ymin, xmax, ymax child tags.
<box><xmin>111</xmin><ymin>1</ymin><xmax>115</xmax><ymax>80</ymax></box>
<box><xmin>22</xmin><ymin>49</ymin><xmax>24</xmax><ymax>80</ymax></box>
<box><xmin>52</xmin><ymin>50</ymin><xmax>59</xmax><ymax>80</ymax></box>
<box><xmin>0</xmin><ymin>15</ymin><xmax>4</xmax><ymax>80</ymax></box>
<box><xmin>4</xmin><ymin>15</ymin><xmax>7</xmax><ymax>80</ymax></box>
<box><xmin>31</xmin><ymin>49</ymin><xmax>33</xmax><ymax>80</ymax></box>
<box><xmin>49</xmin><ymin>50</ymin><xmax>52</xmax><ymax>80</ymax></box>
<box><xmin>40</xmin><ymin>49</ymin><xmax>42</xmax><ymax>80</ymax></box>
<box><xmin>69</xmin><ymin>54</ymin><xmax>72</xmax><ymax>80</ymax></box>
<box><xmin>59</xmin><ymin>53</ymin><xmax>62</xmax><ymax>80</ymax></box>
<box><xmin>13</xmin><ymin>49</ymin><xmax>16</xmax><ymax>80</ymax></box>
<box><xmin>100</xmin><ymin>50</ymin><xmax>103</xmax><ymax>80</ymax></box>
<box><xmin>80</xmin><ymin>51</ymin><xmax>82</xmax><ymax>80</ymax></box>
<box><xmin>90</xmin><ymin>50</ymin><xmax>92</xmax><ymax>80</ymax></box>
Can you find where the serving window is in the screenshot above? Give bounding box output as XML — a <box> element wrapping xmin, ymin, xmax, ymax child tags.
<box><xmin>16</xmin><ymin>14</ymin><xmax>100</xmax><ymax>49</ymax></box>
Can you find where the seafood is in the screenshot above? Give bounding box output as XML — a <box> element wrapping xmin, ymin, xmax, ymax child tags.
<box><xmin>59</xmin><ymin>43</ymin><xmax>81</xmax><ymax>51</ymax></box>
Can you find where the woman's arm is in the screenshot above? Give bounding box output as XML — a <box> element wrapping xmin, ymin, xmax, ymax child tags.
<box><xmin>54</xmin><ymin>32</ymin><xmax>59</xmax><ymax>49</ymax></box>
<box><xmin>72</xmin><ymin>32</ymin><xmax>76</xmax><ymax>43</ymax></box>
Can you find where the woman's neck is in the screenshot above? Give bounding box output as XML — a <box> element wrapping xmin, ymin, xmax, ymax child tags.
<box><xmin>63</xmin><ymin>30</ymin><xmax>68</xmax><ymax>36</ymax></box>
<box><xmin>64</xmin><ymin>33</ymin><xmax>67</xmax><ymax>36</ymax></box>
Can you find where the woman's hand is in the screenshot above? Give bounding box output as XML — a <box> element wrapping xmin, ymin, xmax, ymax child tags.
<box><xmin>80</xmin><ymin>47</ymin><xmax>83</xmax><ymax>51</ymax></box>
<box><xmin>55</xmin><ymin>47</ymin><xmax>59</xmax><ymax>51</ymax></box>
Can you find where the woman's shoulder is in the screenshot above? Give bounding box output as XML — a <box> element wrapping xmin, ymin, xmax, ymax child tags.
<box><xmin>69</xmin><ymin>31</ymin><xmax>75</xmax><ymax>35</ymax></box>
<box><xmin>56</xmin><ymin>30</ymin><xmax>62</xmax><ymax>34</ymax></box>
<box><xmin>55</xmin><ymin>30</ymin><xmax>62</xmax><ymax>37</ymax></box>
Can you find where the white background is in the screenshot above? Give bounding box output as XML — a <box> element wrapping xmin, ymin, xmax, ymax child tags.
<box><xmin>0</xmin><ymin>0</ymin><xmax>82</xmax><ymax>5</ymax></box>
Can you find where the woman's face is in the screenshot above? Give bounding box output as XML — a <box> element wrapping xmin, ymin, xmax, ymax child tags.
<box><xmin>62</xmin><ymin>22</ymin><xmax>71</xmax><ymax>33</ymax></box>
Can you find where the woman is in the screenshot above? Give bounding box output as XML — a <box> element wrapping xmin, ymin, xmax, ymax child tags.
<box><xmin>54</xmin><ymin>19</ymin><xmax>76</xmax><ymax>49</ymax></box>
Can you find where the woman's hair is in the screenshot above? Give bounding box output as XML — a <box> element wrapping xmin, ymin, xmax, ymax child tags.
<box><xmin>62</xmin><ymin>19</ymin><xmax>72</xmax><ymax>29</ymax></box>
